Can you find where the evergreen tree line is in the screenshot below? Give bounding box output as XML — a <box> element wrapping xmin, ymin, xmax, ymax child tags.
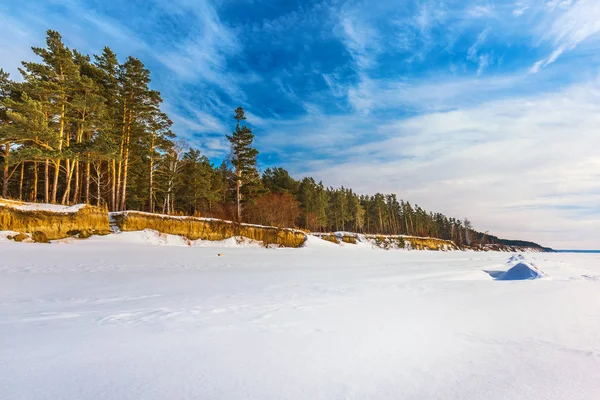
<box><xmin>1</xmin><ymin>30</ymin><xmax>527</xmax><ymax>247</ymax></box>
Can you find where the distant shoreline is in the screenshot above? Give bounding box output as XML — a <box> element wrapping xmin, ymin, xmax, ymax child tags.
<box><xmin>555</xmin><ymin>250</ymin><xmax>600</xmax><ymax>253</ymax></box>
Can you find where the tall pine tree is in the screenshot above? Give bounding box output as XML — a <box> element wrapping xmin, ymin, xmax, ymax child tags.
<box><xmin>0</xmin><ymin>69</ymin><xmax>12</xmax><ymax>198</ymax></box>
<box><xmin>20</xmin><ymin>30</ymin><xmax>80</xmax><ymax>203</ymax></box>
<box><xmin>226</xmin><ymin>107</ymin><xmax>259</xmax><ymax>222</ymax></box>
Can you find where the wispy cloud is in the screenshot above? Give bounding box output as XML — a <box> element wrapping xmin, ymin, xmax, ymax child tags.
<box><xmin>467</xmin><ymin>28</ymin><xmax>491</xmax><ymax>59</ymax></box>
<box><xmin>151</xmin><ymin>0</ymin><xmax>242</xmax><ymax>97</ymax></box>
<box><xmin>0</xmin><ymin>13</ymin><xmax>36</xmax><ymax>80</ymax></box>
<box><xmin>467</xmin><ymin>28</ymin><xmax>493</xmax><ymax>75</ymax></box>
<box><xmin>466</xmin><ymin>4</ymin><xmax>495</xmax><ymax>18</ymax></box>
<box><xmin>513</xmin><ymin>5</ymin><xmax>530</xmax><ymax>16</ymax></box>
<box><xmin>531</xmin><ymin>0</ymin><xmax>600</xmax><ymax>72</ymax></box>
<box><xmin>337</xmin><ymin>11</ymin><xmax>380</xmax><ymax>71</ymax></box>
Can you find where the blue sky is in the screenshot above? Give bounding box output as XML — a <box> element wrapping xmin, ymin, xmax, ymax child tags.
<box><xmin>1</xmin><ymin>0</ymin><xmax>600</xmax><ymax>249</ymax></box>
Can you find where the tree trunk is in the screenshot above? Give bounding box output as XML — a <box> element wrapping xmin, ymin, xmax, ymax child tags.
<box><xmin>18</xmin><ymin>162</ymin><xmax>24</xmax><ymax>201</ymax></box>
<box><xmin>115</xmin><ymin>100</ymin><xmax>128</xmax><ymax>211</ymax></box>
<box><xmin>52</xmin><ymin>101</ymin><xmax>66</xmax><ymax>203</ymax></box>
<box><xmin>85</xmin><ymin>161</ymin><xmax>91</xmax><ymax>204</ymax></box>
<box><xmin>96</xmin><ymin>162</ymin><xmax>102</xmax><ymax>207</ymax></box>
<box><xmin>236</xmin><ymin>172</ymin><xmax>241</xmax><ymax>222</ymax></box>
<box><xmin>120</xmin><ymin>107</ymin><xmax>133</xmax><ymax>212</ymax></box>
<box><xmin>148</xmin><ymin>134</ymin><xmax>155</xmax><ymax>213</ymax></box>
<box><xmin>72</xmin><ymin>161</ymin><xmax>80</xmax><ymax>204</ymax></box>
<box><xmin>116</xmin><ymin>158</ymin><xmax>122</xmax><ymax>209</ymax></box>
<box><xmin>120</xmin><ymin>151</ymin><xmax>129</xmax><ymax>211</ymax></box>
<box><xmin>61</xmin><ymin>160</ymin><xmax>76</xmax><ymax>205</ymax></box>
<box><xmin>51</xmin><ymin>159</ymin><xmax>60</xmax><ymax>203</ymax></box>
<box><xmin>148</xmin><ymin>160</ymin><xmax>154</xmax><ymax>213</ymax></box>
<box><xmin>32</xmin><ymin>161</ymin><xmax>38</xmax><ymax>202</ymax></box>
<box><xmin>111</xmin><ymin>159</ymin><xmax>116</xmax><ymax>211</ymax></box>
<box><xmin>2</xmin><ymin>143</ymin><xmax>8</xmax><ymax>198</ymax></box>
<box><xmin>44</xmin><ymin>160</ymin><xmax>49</xmax><ymax>203</ymax></box>
<box><xmin>61</xmin><ymin>159</ymin><xmax>70</xmax><ymax>204</ymax></box>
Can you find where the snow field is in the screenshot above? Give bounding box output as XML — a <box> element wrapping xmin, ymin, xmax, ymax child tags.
<box><xmin>1</xmin><ymin>237</ymin><xmax>599</xmax><ymax>399</ymax></box>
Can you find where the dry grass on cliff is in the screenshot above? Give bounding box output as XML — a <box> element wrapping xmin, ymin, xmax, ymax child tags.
<box><xmin>112</xmin><ymin>211</ymin><xmax>307</xmax><ymax>248</ymax></box>
<box><xmin>0</xmin><ymin>199</ymin><xmax>110</xmax><ymax>240</ymax></box>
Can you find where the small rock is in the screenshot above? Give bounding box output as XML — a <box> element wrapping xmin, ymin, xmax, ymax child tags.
<box><xmin>12</xmin><ymin>233</ymin><xmax>28</xmax><ymax>242</ymax></box>
<box><xmin>32</xmin><ymin>231</ymin><xmax>50</xmax><ymax>243</ymax></box>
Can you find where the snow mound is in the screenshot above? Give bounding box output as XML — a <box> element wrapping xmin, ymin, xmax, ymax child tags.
<box><xmin>496</xmin><ymin>262</ymin><xmax>545</xmax><ymax>281</ymax></box>
<box><xmin>507</xmin><ymin>254</ymin><xmax>525</xmax><ymax>264</ymax></box>
<box><xmin>303</xmin><ymin>234</ymin><xmax>342</xmax><ymax>248</ymax></box>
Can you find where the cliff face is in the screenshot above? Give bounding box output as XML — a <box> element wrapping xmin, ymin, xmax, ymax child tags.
<box><xmin>0</xmin><ymin>198</ymin><xmax>110</xmax><ymax>241</ymax></box>
<box><xmin>476</xmin><ymin>243</ymin><xmax>552</xmax><ymax>252</ymax></box>
<box><xmin>110</xmin><ymin>211</ymin><xmax>307</xmax><ymax>248</ymax></box>
<box><xmin>310</xmin><ymin>232</ymin><xmax>552</xmax><ymax>252</ymax></box>
<box><xmin>0</xmin><ymin>199</ymin><xmax>551</xmax><ymax>251</ymax></box>
<box><xmin>311</xmin><ymin>232</ymin><xmax>459</xmax><ymax>250</ymax></box>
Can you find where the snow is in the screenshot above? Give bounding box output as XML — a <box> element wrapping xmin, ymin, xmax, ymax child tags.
<box><xmin>495</xmin><ymin>262</ymin><xmax>546</xmax><ymax>280</ymax></box>
<box><xmin>0</xmin><ymin>230</ymin><xmax>21</xmax><ymax>242</ymax></box>
<box><xmin>0</xmin><ymin>200</ymin><xmax>87</xmax><ymax>213</ymax></box>
<box><xmin>67</xmin><ymin>229</ymin><xmax>265</xmax><ymax>248</ymax></box>
<box><xmin>1</xmin><ymin>238</ymin><xmax>600</xmax><ymax>399</ymax></box>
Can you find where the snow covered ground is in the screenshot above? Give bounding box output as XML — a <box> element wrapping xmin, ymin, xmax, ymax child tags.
<box><xmin>0</xmin><ymin>198</ymin><xmax>87</xmax><ymax>213</ymax></box>
<box><xmin>1</xmin><ymin>234</ymin><xmax>600</xmax><ymax>399</ymax></box>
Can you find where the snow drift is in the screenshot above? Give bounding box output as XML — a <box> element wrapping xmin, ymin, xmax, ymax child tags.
<box><xmin>487</xmin><ymin>258</ymin><xmax>546</xmax><ymax>280</ymax></box>
<box><xmin>496</xmin><ymin>262</ymin><xmax>545</xmax><ymax>280</ymax></box>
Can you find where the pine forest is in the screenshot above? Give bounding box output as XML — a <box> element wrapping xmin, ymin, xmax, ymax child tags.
<box><xmin>0</xmin><ymin>30</ymin><xmax>530</xmax><ymax>248</ymax></box>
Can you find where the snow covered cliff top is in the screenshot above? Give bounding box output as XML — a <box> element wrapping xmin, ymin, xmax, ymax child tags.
<box><xmin>0</xmin><ymin>198</ymin><xmax>87</xmax><ymax>214</ymax></box>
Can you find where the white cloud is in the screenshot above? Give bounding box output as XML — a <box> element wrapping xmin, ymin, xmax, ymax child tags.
<box><xmin>154</xmin><ymin>0</ymin><xmax>242</xmax><ymax>96</ymax></box>
<box><xmin>545</xmin><ymin>0</ymin><xmax>574</xmax><ymax>11</ymax></box>
<box><xmin>529</xmin><ymin>60</ymin><xmax>544</xmax><ymax>73</ymax></box>
<box><xmin>467</xmin><ymin>28</ymin><xmax>491</xmax><ymax>60</ymax></box>
<box><xmin>466</xmin><ymin>4</ymin><xmax>495</xmax><ymax>18</ymax></box>
<box><xmin>351</xmin><ymin>72</ymin><xmax>525</xmax><ymax>114</ymax></box>
<box><xmin>513</xmin><ymin>6</ymin><xmax>529</xmax><ymax>16</ymax></box>
<box><xmin>477</xmin><ymin>54</ymin><xmax>490</xmax><ymax>75</ymax></box>
<box><xmin>414</xmin><ymin>1</ymin><xmax>447</xmax><ymax>35</ymax></box>
<box><xmin>338</xmin><ymin>12</ymin><xmax>380</xmax><ymax>71</ymax></box>
<box><xmin>0</xmin><ymin>13</ymin><xmax>36</xmax><ymax>80</ymax></box>
<box><xmin>532</xmin><ymin>0</ymin><xmax>600</xmax><ymax>72</ymax></box>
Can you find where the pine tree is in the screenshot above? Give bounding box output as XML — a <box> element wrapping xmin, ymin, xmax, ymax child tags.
<box><xmin>262</xmin><ymin>167</ymin><xmax>299</xmax><ymax>195</ymax></box>
<box><xmin>0</xmin><ymin>69</ymin><xmax>12</xmax><ymax>198</ymax></box>
<box><xmin>156</xmin><ymin>142</ymin><xmax>185</xmax><ymax>214</ymax></box>
<box><xmin>61</xmin><ymin>51</ymin><xmax>108</xmax><ymax>204</ymax></box>
<box><xmin>93</xmin><ymin>47</ymin><xmax>121</xmax><ymax>209</ymax></box>
<box><xmin>1</xmin><ymin>75</ymin><xmax>54</xmax><ymax>200</ymax></box>
<box><xmin>20</xmin><ymin>30</ymin><xmax>81</xmax><ymax>203</ymax></box>
<box><xmin>178</xmin><ymin>149</ymin><xmax>215</xmax><ymax>215</ymax></box>
<box><xmin>115</xmin><ymin>56</ymin><xmax>158</xmax><ymax>211</ymax></box>
<box><xmin>226</xmin><ymin>106</ymin><xmax>259</xmax><ymax>222</ymax></box>
<box><xmin>146</xmin><ymin>110</ymin><xmax>173</xmax><ymax>212</ymax></box>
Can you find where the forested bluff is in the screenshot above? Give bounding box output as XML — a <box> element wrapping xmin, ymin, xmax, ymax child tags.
<box><xmin>0</xmin><ymin>30</ymin><xmax>550</xmax><ymax>251</ymax></box>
